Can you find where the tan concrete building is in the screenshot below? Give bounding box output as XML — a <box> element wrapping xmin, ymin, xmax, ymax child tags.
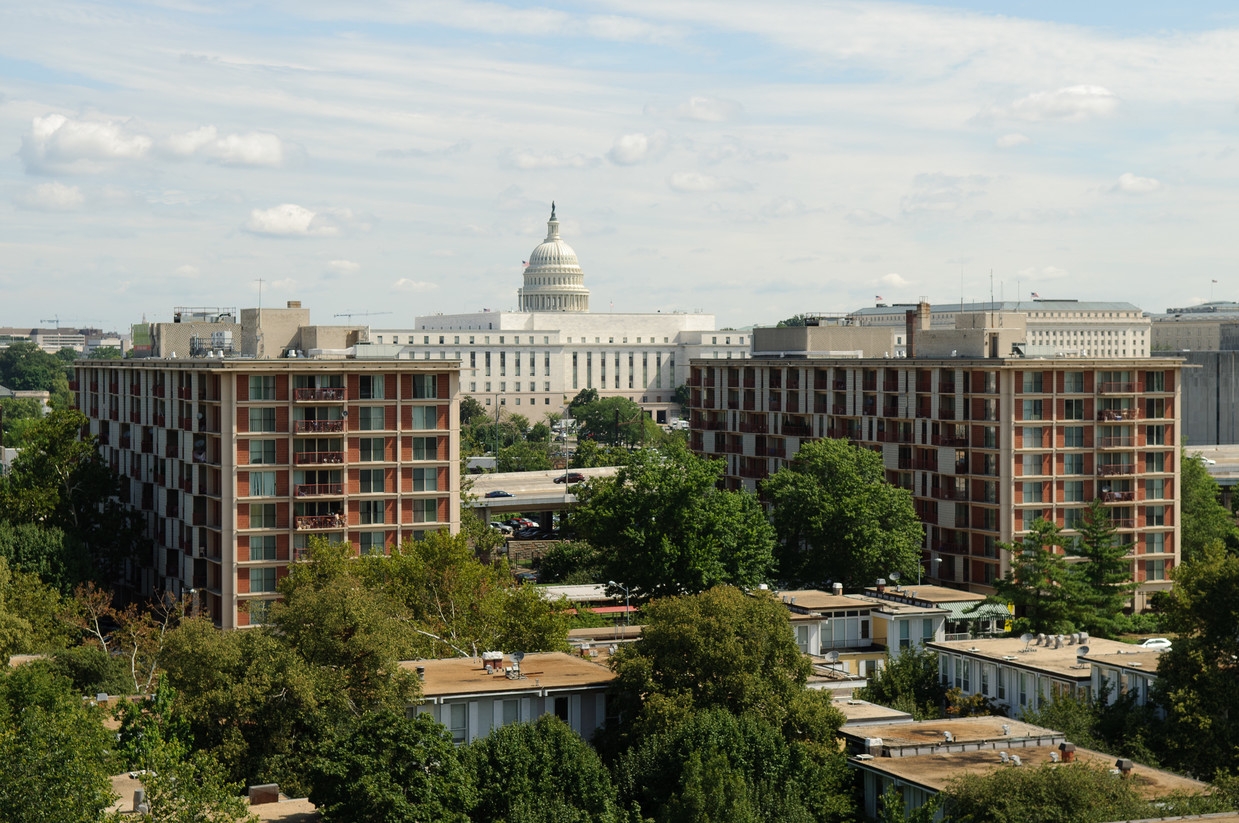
<box><xmin>690</xmin><ymin>305</ymin><xmax>1183</xmax><ymax>608</ymax></box>
<box><xmin>73</xmin><ymin>356</ymin><xmax>460</xmax><ymax>629</ymax></box>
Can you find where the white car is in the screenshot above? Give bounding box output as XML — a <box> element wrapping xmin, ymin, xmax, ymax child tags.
<box><xmin>1138</xmin><ymin>638</ymin><xmax>1172</xmax><ymax>650</ymax></box>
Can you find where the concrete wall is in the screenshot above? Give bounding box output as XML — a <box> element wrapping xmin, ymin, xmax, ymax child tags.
<box><xmin>752</xmin><ymin>325</ymin><xmax>900</xmax><ymax>357</ymax></box>
<box><xmin>1177</xmin><ymin>350</ymin><xmax>1239</xmax><ymax>445</ymax></box>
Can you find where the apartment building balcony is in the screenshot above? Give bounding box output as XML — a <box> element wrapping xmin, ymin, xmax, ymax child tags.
<box><xmin>938</xmin><ymin>408</ymin><xmax>956</xmax><ymax>421</ymax></box>
<box><xmin>130</xmin><ymin>383</ymin><xmax>141</xmax><ymax>396</ymax></box>
<box><xmin>940</xmin><ymin>381</ymin><xmax>956</xmax><ymax>394</ymax></box>
<box><xmin>295</xmin><ymin>514</ymin><xmax>347</xmax><ymax>530</ymax></box>
<box><xmin>913</xmin><ymin>458</ymin><xmax>938</xmax><ymax>471</ymax></box>
<box><xmin>178</xmin><ymin>386</ymin><xmax>192</xmax><ymax>399</ymax></box>
<box><xmin>932</xmin><ymin>487</ymin><xmax>968</xmax><ymax>501</ymax></box>
<box><xmin>825</xmin><ymin>426</ymin><xmax>855</xmax><ymax>440</ymax></box>
<box><xmin>294</xmin><ymin>419</ymin><xmax>346</xmax><ymax>434</ymax></box>
<box><xmin>130</xmin><ymin>409</ymin><xmax>141</xmax><ymax>423</ymax></box>
<box><xmin>898</xmin><ymin>457</ymin><xmax>914</xmax><ymax>470</ymax></box>
<box><xmin>1102</xmin><ymin>491</ymin><xmax>1135</xmax><ymax>502</ymax></box>
<box><xmin>152</xmin><ymin>384</ymin><xmax>166</xmax><ymax>398</ymax></box>
<box><xmin>1098</xmin><ymin>436</ymin><xmax>1134</xmax><ymax>448</ymax></box>
<box><xmin>932</xmin><ymin>434</ymin><xmax>968</xmax><ymax>447</ymax></box>
<box><xmin>180</xmin><ymin>478</ymin><xmax>192</xmax><ymax>493</ymax></box>
<box><xmin>739</xmin><ymin>465</ymin><xmax>767</xmax><ymax>479</ymax></box>
<box><xmin>743</xmin><ymin>377</ymin><xmax>756</xmax><ymax>389</ymax></box>
<box><xmin>294</xmin><ymin>387</ymin><xmax>347</xmax><ymax>402</ymax></box>
<box><xmin>1098</xmin><ymin>464</ymin><xmax>1136</xmax><ymax>477</ymax></box>
<box><xmin>758</xmin><ymin>444</ymin><xmax>786</xmax><ymax>459</ymax></box>
<box><xmin>1098</xmin><ymin>409</ymin><xmax>1139</xmax><ymax>421</ymax></box>
<box><xmin>295</xmin><ymin>451</ymin><xmax>346</xmax><ymax>465</ymax></box>
<box><xmin>739</xmin><ymin>421</ymin><xmax>769</xmax><ymax>434</ymax></box>
<box><xmin>296</xmin><ymin>483</ymin><xmax>344</xmax><ymax>497</ymax></box>
<box><xmin>783</xmin><ymin>422</ymin><xmax>813</xmax><ymax>438</ymax></box>
<box><xmin>1111</xmin><ymin>518</ymin><xmax>1137</xmax><ymax>529</ymax></box>
<box><xmin>883</xmin><ymin>379</ymin><xmax>900</xmax><ymax>392</ymax></box>
<box><xmin>1100</xmin><ymin>382</ymin><xmax>1142</xmax><ymax>394</ymax></box>
<box><xmin>833</xmin><ymin>379</ymin><xmax>847</xmax><ymax>390</ymax></box>
<box><xmin>154</xmin><ymin>414</ymin><xmax>166</xmax><ymax>427</ymax></box>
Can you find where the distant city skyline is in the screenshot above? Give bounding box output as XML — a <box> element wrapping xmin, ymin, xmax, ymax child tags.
<box><xmin>4</xmin><ymin>1</ymin><xmax>1239</xmax><ymax>332</ymax></box>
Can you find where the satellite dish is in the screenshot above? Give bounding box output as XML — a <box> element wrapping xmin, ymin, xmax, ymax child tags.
<box><xmin>825</xmin><ymin>651</ymin><xmax>840</xmax><ymax>663</ymax></box>
<box><xmin>1019</xmin><ymin>633</ymin><xmax>1034</xmax><ymax>651</ymax></box>
<box><xmin>1077</xmin><ymin>646</ymin><xmax>1090</xmax><ymax>658</ymax></box>
<box><xmin>510</xmin><ymin>651</ymin><xmax>525</xmax><ymax>665</ymax></box>
<box><xmin>889</xmin><ymin>571</ymin><xmax>901</xmax><ymax>582</ymax></box>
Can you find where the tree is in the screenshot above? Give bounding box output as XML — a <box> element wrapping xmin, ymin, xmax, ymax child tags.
<box><xmin>0</xmin><ymin>397</ymin><xmax>43</xmax><ymax>448</ymax></box>
<box><xmin>460</xmin><ymin>395</ymin><xmax>488</xmax><ymax>426</ymax></box>
<box><xmin>0</xmin><ymin>665</ymin><xmax>117</xmax><ymax>823</ymax></box>
<box><xmin>568</xmin><ymin>388</ymin><xmax>599</xmax><ymax>415</ymax></box>
<box><xmin>571</xmin><ymin>443</ymin><xmax>775</xmax><ymax>599</ymax></box>
<box><xmin>1067</xmin><ymin>500</ymin><xmax>1138</xmax><ymax>637</ymax></box>
<box><xmin>941</xmin><ymin>760</ymin><xmax>1221</xmax><ymax>823</ymax></box>
<box><xmin>1153</xmin><ymin>544</ymin><xmax>1239</xmax><ymax>779</ymax></box>
<box><xmin>776</xmin><ymin>314</ymin><xmax>809</xmax><ymax>327</ymax></box>
<box><xmin>1021</xmin><ymin>687</ymin><xmax>1162</xmax><ymax>768</ymax></box>
<box><xmin>0</xmin><ymin>521</ymin><xmax>90</xmax><ymax>594</ymax></box>
<box><xmin>607</xmin><ymin>586</ymin><xmax>843</xmax><ymax>747</ymax></box>
<box><xmin>72</xmin><ymin>582</ymin><xmax>185</xmax><ymax>695</ymax></box>
<box><xmin>763</xmin><ymin>439</ymin><xmax>923</xmax><ymax>589</ymax></box>
<box><xmin>309</xmin><ymin>710</ymin><xmax>474</xmax><ymax>823</ymax></box>
<box><xmin>673</xmin><ymin>383</ymin><xmax>691</xmax><ymax>414</ymax></box>
<box><xmin>537</xmin><ymin>540</ymin><xmax>604</xmax><ymax>584</ymax></box>
<box><xmin>0</xmin><ymin>341</ymin><xmax>68</xmax><ymax>392</ymax></box>
<box><xmin>856</xmin><ymin>648</ymin><xmax>946</xmax><ymax>720</ymax></box>
<box><xmin>609</xmin><ymin>709</ymin><xmax>853</xmax><ymax>823</ymax></box>
<box><xmin>575</xmin><ymin>396</ymin><xmax>659</xmax><ymax>447</ymax></box>
<box><xmin>0</xmin><ymin>558</ymin><xmax>74</xmax><ymax>660</ymax></box>
<box><xmin>87</xmin><ymin>345</ymin><xmax>122</xmax><ymax>359</ymax></box>
<box><xmin>568</xmin><ymin>438</ymin><xmax>629</xmax><ymax>469</ymax></box>
<box><xmin>498</xmin><ymin>439</ymin><xmax>552</xmax><ymax>472</ymax></box>
<box><xmin>993</xmin><ymin>518</ymin><xmax>1079</xmax><ymax>634</ymax></box>
<box><xmin>1180</xmin><ymin>453</ymin><xmax>1238</xmax><ymax>561</ymax></box>
<box><xmin>465</xmin><ymin>715</ymin><xmax>624</xmax><ymax>823</ymax></box>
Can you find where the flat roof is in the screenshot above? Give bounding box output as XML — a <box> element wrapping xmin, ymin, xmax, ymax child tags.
<box><xmin>852</xmin><ymin>745</ymin><xmax>1209</xmax><ymax>798</ymax></box>
<box><xmin>1080</xmin><ymin>648</ymin><xmax>1165</xmax><ymax>673</ymax></box>
<box><xmin>567</xmin><ymin>625</ymin><xmax>643</xmax><ymax>643</ymax></box>
<box><xmin>832</xmin><ymin>697</ymin><xmax>915</xmax><ymax>726</ymax></box>
<box><xmin>866</xmin><ymin>585</ymin><xmax>985</xmax><ymax>604</ymax></box>
<box><xmin>402</xmin><ymin>652</ymin><xmax>615</xmax><ymax>697</ymax></box>
<box><xmin>927</xmin><ymin>636</ymin><xmax>1135</xmax><ymax>680</ymax></box>
<box><xmin>841</xmin><ymin>717</ymin><xmax>1059</xmax><ymax>749</ymax></box>
<box><xmin>778</xmin><ymin>589</ymin><xmax>866</xmax><ymax>611</ymax></box>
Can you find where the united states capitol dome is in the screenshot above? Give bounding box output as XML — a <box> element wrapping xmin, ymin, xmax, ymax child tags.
<box><xmin>518</xmin><ymin>203</ymin><xmax>590</xmax><ymax>312</ymax></box>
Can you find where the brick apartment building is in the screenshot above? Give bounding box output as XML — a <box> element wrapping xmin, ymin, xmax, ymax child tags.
<box><xmin>73</xmin><ymin>358</ymin><xmax>460</xmax><ymax>628</ymax></box>
<box><xmin>689</xmin><ymin>305</ymin><xmax>1182</xmax><ymax>608</ymax></box>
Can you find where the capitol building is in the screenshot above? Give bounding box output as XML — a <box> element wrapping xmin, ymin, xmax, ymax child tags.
<box><xmin>372</xmin><ymin>205</ymin><xmax>749</xmax><ymax>421</ymax></box>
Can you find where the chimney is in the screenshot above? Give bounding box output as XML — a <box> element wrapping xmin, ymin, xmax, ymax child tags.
<box><xmin>905</xmin><ymin>310</ymin><xmax>917</xmax><ymax>359</ymax></box>
<box><xmin>876</xmin><ymin>578</ymin><xmax>886</xmax><ymax>594</ymax></box>
<box><xmin>1116</xmin><ymin>758</ymin><xmax>1133</xmax><ymax>777</ymax></box>
<box><xmin>1059</xmin><ymin>742</ymin><xmax>1076</xmax><ymax>763</ymax></box>
<box><xmin>918</xmin><ymin>299</ymin><xmax>931</xmax><ymax>330</ymax></box>
<box><xmin>286</xmin><ymin>300</ymin><xmax>301</xmax><ymax>308</ymax></box>
<box><xmin>832</xmin><ymin>582</ymin><xmax>843</xmax><ymax>596</ymax></box>
<box><xmin>249</xmin><ymin>784</ymin><xmax>280</xmax><ymax>805</ymax></box>
<box><xmin>415</xmin><ymin>666</ymin><xmax>426</xmax><ymax>679</ymax></box>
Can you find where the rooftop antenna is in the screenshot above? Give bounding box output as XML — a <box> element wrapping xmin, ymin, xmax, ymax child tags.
<box><xmin>1019</xmin><ymin>632</ymin><xmax>1035</xmax><ymax>652</ymax></box>
<box><xmin>254</xmin><ymin>277</ymin><xmax>265</xmax><ymax>358</ymax></box>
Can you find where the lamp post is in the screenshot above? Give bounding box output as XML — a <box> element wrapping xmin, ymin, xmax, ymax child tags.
<box><xmin>608</xmin><ymin>580</ymin><xmax>631</xmax><ymax>626</ymax></box>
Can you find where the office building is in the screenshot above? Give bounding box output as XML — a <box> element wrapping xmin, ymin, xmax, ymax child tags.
<box><xmin>689</xmin><ymin>303</ymin><xmax>1182</xmax><ymax>609</ymax></box>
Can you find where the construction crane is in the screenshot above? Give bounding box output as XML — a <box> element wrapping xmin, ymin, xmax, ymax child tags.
<box><xmin>333</xmin><ymin>311</ymin><xmax>393</xmax><ymax>322</ymax></box>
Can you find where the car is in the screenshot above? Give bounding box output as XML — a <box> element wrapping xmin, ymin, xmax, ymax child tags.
<box><xmin>553</xmin><ymin>471</ymin><xmax>586</xmax><ymax>484</ymax></box>
<box><xmin>1138</xmin><ymin>638</ymin><xmax>1172</xmax><ymax>650</ymax></box>
<box><xmin>489</xmin><ymin>522</ymin><xmax>513</xmax><ymax>534</ymax></box>
<box><xmin>484</xmin><ymin>490</ymin><xmax>514</xmax><ymax>498</ymax></box>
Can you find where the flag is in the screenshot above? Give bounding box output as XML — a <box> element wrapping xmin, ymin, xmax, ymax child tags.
<box><xmin>876</xmin><ymin>295</ymin><xmax>884</xmax><ymax>301</ymax></box>
<box><xmin>1212</xmin><ymin>279</ymin><xmax>1219</xmax><ymax>284</ymax></box>
<box><xmin>1031</xmin><ymin>292</ymin><xmax>1040</xmax><ymax>298</ymax></box>
<box><xmin>522</xmin><ymin>261</ymin><xmax>529</xmax><ymax>268</ymax></box>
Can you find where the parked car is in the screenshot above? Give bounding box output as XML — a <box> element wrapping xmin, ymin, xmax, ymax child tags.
<box><xmin>484</xmin><ymin>490</ymin><xmax>514</xmax><ymax>498</ymax></box>
<box><xmin>1138</xmin><ymin>637</ymin><xmax>1172</xmax><ymax>650</ymax></box>
<box><xmin>554</xmin><ymin>471</ymin><xmax>586</xmax><ymax>484</ymax></box>
<box><xmin>489</xmin><ymin>522</ymin><xmax>513</xmax><ymax>534</ymax></box>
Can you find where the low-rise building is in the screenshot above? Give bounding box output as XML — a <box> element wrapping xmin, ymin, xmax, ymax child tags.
<box><xmin>1081</xmin><ymin>647</ymin><xmax>1164</xmax><ymax>711</ymax></box>
<box><xmin>405</xmin><ymin>652</ymin><xmax>615</xmax><ymax>744</ymax></box>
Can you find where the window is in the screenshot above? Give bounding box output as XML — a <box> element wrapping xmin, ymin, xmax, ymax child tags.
<box><xmin>1023</xmin><ymin>453</ymin><xmax>1044</xmax><ymax>476</ymax></box>
<box><xmin>411</xmin><ymin>437</ymin><xmax>437</xmax><ymax>460</ymax></box>
<box><xmin>1062</xmin><ymin>427</ymin><xmax>1084</xmax><ymax>448</ymax></box>
<box><xmin>981</xmin><ymin>665</ymin><xmax>991</xmax><ymax>696</ymax></box>
<box><xmin>1023</xmin><ymin>481</ymin><xmax>1042</xmax><ymax>503</ymax></box>
<box><xmin>359</xmin><ymin>531</ymin><xmax>385</xmax><ymax>556</ymax></box>
<box><xmin>899</xmin><ymin>620</ymin><xmax>911</xmax><ymax>650</ymax></box>
<box><xmin>250</xmin><ymin>503</ymin><xmax>277</xmax><ymax>529</ymax></box>
<box><xmin>409</xmin><ymin>406</ymin><xmax>438</xmax><ymax>429</ymax></box>
<box><xmin>1146</xmin><ymin>505</ymin><xmax>1165</xmax><ymax>526</ymax></box>
<box><xmin>249</xmin><ymin>375</ymin><xmax>275</xmax><ymax>400</ymax></box>
<box><xmin>251</xmin><ymin>567</ymin><xmax>277</xmax><ymax>593</ymax></box>
<box><xmin>248</xmin><ymin>407</ymin><xmax>276</xmax><ymax>433</ymax></box>
<box><xmin>1147</xmin><ymin>531</ymin><xmax>1167</xmax><ymax>553</ymax></box>
<box><xmin>1063</xmin><ymin>372</ymin><xmax>1084</xmax><ymax>392</ymax></box>
<box><xmin>1064</xmin><ymin>508</ymin><xmax>1085</xmax><ymax>530</ymax></box>
<box><xmin>358</xmin><ymin>406</ymin><xmax>385</xmax><ymax>431</ymax></box>
<box><xmin>413</xmin><ymin>498</ymin><xmax>438</xmax><ymax>523</ymax></box>
<box><xmin>359</xmin><ymin>437</ymin><xmax>385</xmax><ymax>462</ymax></box>
<box><xmin>249</xmin><ymin>439</ymin><xmax>277</xmax><ymax>464</ymax></box>
<box><xmin>1146</xmin><ymin>478</ymin><xmax>1165</xmax><ymax>500</ymax></box>
<box><xmin>1063</xmin><ymin>453</ymin><xmax>1085</xmax><ymax>475</ymax></box>
<box><xmin>413</xmin><ymin>467</ymin><xmax>438</xmax><ymax>492</ymax></box>
<box><xmin>1145</xmin><ymin>425</ymin><xmax>1166</xmax><ymax>446</ymax></box>
<box><xmin>360</xmin><ymin>500</ymin><xmax>385</xmax><ymax>525</ymax></box>
<box><xmin>1065</xmin><ymin>481</ymin><xmax>1085</xmax><ymax>502</ymax></box>
<box><xmin>1145</xmin><ymin>559</ymin><xmax>1167</xmax><ymax>580</ymax></box>
<box><xmin>250</xmin><ymin>535</ymin><xmax>277</xmax><ymax>561</ymax></box>
<box><xmin>359</xmin><ymin>468</ymin><xmax>385</xmax><ymax>493</ymax></box>
<box><xmin>413</xmin><ymin>374</ymin><xmax>438</xmax><ymax>399</ymax></box>
<box><xmin>1023</xmin><ymin>426</ymin><xmax>1042</xmax><ymax>448</ymax></box>
<box><xmin>1063</xmin><ymin>399</ymin><xmax>1085</xmax><ymax>420</ymax></box>
<box><xmin>554</xmin><ymin>696</ymin><xmax>569</xmax><ymax>722</ymax></box>
<box><xmin>1145</xmin><ymin>371</ymin><xmax>1165</xmax><ymax>391</ymax></box>
<box><xmin>448</xmin><ymin>703</ymin><xmax>467</xmax><ymax>744</ymax></box>
<box><xmin>502</xmin><ymin>699</ymin><xmax>519</xmax><ymax>726</ymax></box>
<box><xmin>1146</xmin><ymin>452</ymin><xmax>1165</xmax><ymax>472</ymax></box>
<box><xmin>359</xmin><ymin>375</ymin><xmax>385</xmax><ymax>399</ymax></box>
<box><xmin>249</xmin><ymin>471</ymin><xmax>276</xmax><ymax>497</ymax></box>
<box><xmin>997</xmin><ymin>669</ymin><xmax>1006</xmax><ymax>700</ymax></box>
<box><xmin>248</xmin><ymin>599</ymin><xmax>272</xmax><ymax>625</ymax></box>
<box><xmin>922</xmin><ymin>618</ymin><xmax>934</xmax><ymax>643</ymax></box>
<box><xmin>1022</xmin><ymin>399</ymin><xmax>1043</xmax><ymax>420</ymax></box>
<box><xmin>1022</xmin><ymin>372</ymin><xmax>1043</xmax><ymax>393</ymax></box>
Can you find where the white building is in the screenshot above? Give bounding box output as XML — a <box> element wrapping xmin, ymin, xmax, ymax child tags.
<box><xmin>372</xmin><ymin>205</ymin><xmax>749</xmax><ymax>422</ymax></box>
<box><xmin>849</xmin><ymin>299</ymin><xmax>1151</xmax><ymax>358</ymax></box>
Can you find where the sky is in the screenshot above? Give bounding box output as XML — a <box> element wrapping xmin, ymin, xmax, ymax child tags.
<box><xmin>3</xmin><ymin>1</ymin><xmax>1239</xmax><ymax>334</ymax></box>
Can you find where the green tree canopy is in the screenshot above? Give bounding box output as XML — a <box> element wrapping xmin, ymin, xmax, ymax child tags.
<box><xmin>993</xmin><ymin>518</ymin><xmax>1079</xmax><ymax>634</ymax></box>
<box><xmin>571</xmin><ymin>443</ymin><xmax>775</xmax><ymax>599</ymax></box>
<box><xmin>86</xmin><ymin>345</ymin><xmax>122</xmax><ymax>359</ymax></box>
<box><xmin>309</xmin><ymin>710</ymin><xmax>475</xmax><ymax>823</ymax></box>
<box><xmin>568</xmin><ymin>388</ymin><xmax>599</xmax><ymax>415</ymax></box>
<box><xmin>575</xmin><ymin>396</ymin><xmax>659</xmax><ymax>447</ymax></box>
<box><xmin>0</xmin><ymin>396</ymin><xmax>43</xmax><ymax>448</ymax></box>
<box><xmin>856</xmin><ymin>648</ymin><xmax>946</xmax><ymax>720</ymax></box>
<box><xmin>1067</xmin><ymin>500</ymin><xmax>1138</xmax><ymax>637</ymax></box>
<box><xmin>0</xmin><ymin>341</ymin><xmax>70</xmax><ymax>392</ymax></box>
<box><xmin>1180</xmin><ymin>452</ymin><xmax>1239</xmax><ymax>561</ymax></box>
<box><xmin>763</xmin><ymin>438</ymin><xmax>923</xmax><ymax>589</ymax></box>
<box><xmin>537</xmin><ymin>540</ymin><xmax>604</xmax><ymax>584</ymax></box>
<box><xmin>568</xmin><ymin>439</ymin><xmax>629</xmax><ymax>469</ymax></box>
<box><xmin>498</xmin><ymin>439</ymin><xmax>552</xmax><ymax>472</ymax></box>
<box><xmin>465</xmin><ymin>715</ymin><xmax>625</xmax><ymax>823</ymax></box>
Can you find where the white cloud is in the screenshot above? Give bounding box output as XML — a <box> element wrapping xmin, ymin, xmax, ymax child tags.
<box><xmin>394</xmin><ymin>278</ymin><xmax>438</xmax><ymax>292</ymax></box>
<box><xmin>1017</xmin><ymin>265</ymin><xmax>1071</xmax><ymax>280</ymax></box>
<box><xmin>607</xmin><ymin>131</ymin><xmax>667</xmax><ymax>165</ymax></box>
<box><xmin>244</xmin><ymin>204</ymin><xmax>341</xmax><ymax>237</ymax></box>
<box><xmin>328</xmin><ymin>259</ymin><xmax>361</xmax><ymax>272</ymax></box>
<box><xmin>1001</xmin><ymin>85</ymin><xmax>1119</xmax><ymax>122</ymax></box>
<box><xmin>672</xmin><ymin>96</ymin><xmax>743</xmax><ymax>122</ymax></box>
<box><xmin>880</xmin><ymin>272</ymin><xmax>910</xmax><ymax>288</ymax></box>
<box><xmin>1113</xmin><ymin>172</ymin><xmax>1162</xmax><ymax>194</ymax></box>
<box><xmin>901</xmin><ymin>173</ymin><xmax>988</xmax><ymax>214</ymax></box>
<box><xmin>667</xmin><ymin>171</ymin><xmax>751</xmax><ymax>193</ymax></box>
<box><xmin>996</xmin><ymin>133</ymin><xmax>1030</xmax><ymax>148</ymax></box>
<box><xmin>845</xmin><ymin>208</ymin><xmax>891</xmax><ymax>227</ymax></box>
<box><xmin>20</xmin><ymin>114</ymin><xmax>152</xmax><ymax>174</ymax></box>
<box><xmin>162</xmin><ymin>126</ymin><xmax>284</xmax><ymax>166</ymax></box>
<box><xmin>762</xmin><ymin>197</ymin><xmax>807</xmax><ymax>218</ymax></box>
<box><xmin>15</xmin><ymin>182</ymin><xmax>86</xmax><ymax>211</ymax></box>
<box><xmin>500</xmin><ymin>149</ymin><xmax>598</xmax><ymax>170</ymax></box>
<box><xmin>174</xmin><ymin>264</ymin><xmax>199</xmax><ymax>278</ymax></box>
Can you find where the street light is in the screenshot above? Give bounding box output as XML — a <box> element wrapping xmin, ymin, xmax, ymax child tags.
<box><xmin>608</xmin><ymin>580</ymin><xmax>631</xmax><ymax>626</ymax></box>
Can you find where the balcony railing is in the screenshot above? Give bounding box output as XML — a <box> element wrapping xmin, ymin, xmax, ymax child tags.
<box><xmin>294</xmin><ymin>419</ymin><xmax>346</xmax><ymax>434</ymax></box>
<box><xmin>1098</xmin><ymin>436</ymin><xmax>1133</xmax><ymax>448</ymax></box>
<box><xmin>295</xmin><ymin>514</ymin><xmax>347</xmax><ymax>530</ymax></box>
<box><xmin>295</xmin><ymin>483</ymin><xmax>344</xmax><ymax>497</ymax></box>
<box><xmin>1098</xmin><ymin>464</ymin><xmax>1136</xmax><ymax>476</ymax></box>
<box><xmin>1098</xmin><ymin>409</ymin><xmax>1139</xmax><ymax>421</ymax></box>
<box><xmin>1102</xmin><ymin>491</ymin><xmax>1135</xmax><ymax>502</ymax></box>
<box><xmin>932</xmin><ymin>487</ymin><xmax>968</xmax><ymax>501</ymax></box>
<box><xmin>295</xmin><ymin>451</ymin><xmax>345</xmax><ymax>465</ymax></box>
<box><xmin>1100</xmin><ymin>382</ymin><xmax>1142</xmax><ymax>394</ymax></box>
<box><xmin>294</xmin><ymin>387</ymin><xmax>347</xmax><ymax>401</ymax></box>
<box><xmin>1111</xmin><ymin>518</ymin><xmax>1137</xmax><ymax>529</ymax></box>
<box><xmin>932</xmin><ymin>434</ymin><xmax>968</xmax><ymax>447</ymax></box>
<box><xmin>178</xmin><ymin>386</ymin><xmax>192</xmax><ymax>399</ymax></box>
<box><xmin>783</xmin><ymin>423</ymin><xmax>813</xmax><ymax>437</ymax></box>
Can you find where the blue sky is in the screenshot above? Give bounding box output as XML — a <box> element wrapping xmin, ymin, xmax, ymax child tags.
<box><xmin>3</xmin><ymin>1</ymin><xmax>1239</xmax><ymax>332</ymax></box>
